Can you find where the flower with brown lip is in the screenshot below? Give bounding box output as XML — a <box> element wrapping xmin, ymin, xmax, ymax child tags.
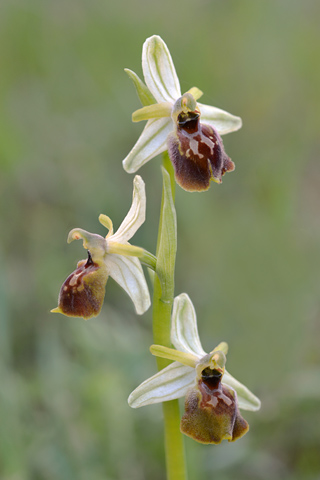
<box><xmin>51</xmin><ymin>176</ymin><xmax>153</xmax><ymax>320</ymax></box>
<box><xmin>128</xmin><ymin>293</ymin><xmax>260</xmax><ymax>444</ymax></box>
<box><xmin>123</xmin><ymin>35</ymin><xmax>241</xmax><ymax>191</ymax></box>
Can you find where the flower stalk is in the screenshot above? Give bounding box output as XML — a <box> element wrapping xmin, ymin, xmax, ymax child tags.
<box><xmin>152</xmin><ymin>154</ymin><xmax>187</xmax><ymax>480</ymax></box>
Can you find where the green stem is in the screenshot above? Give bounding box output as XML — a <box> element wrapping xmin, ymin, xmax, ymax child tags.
<box><xmin>152</xmin><ymin>153</ymin><xmax>187</xmax><ymax>480</ymax></box>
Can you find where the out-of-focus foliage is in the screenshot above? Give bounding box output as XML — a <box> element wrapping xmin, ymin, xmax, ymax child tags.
<box><xmin>0</xmin><ymin>0</ymin><xmax>320</xmax><ymax>479</ymax></box>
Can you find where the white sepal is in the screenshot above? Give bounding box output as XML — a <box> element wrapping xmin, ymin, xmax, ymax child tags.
<box><xmin>111</xmin><ymin>175</ymin><xmax>146</xmax><ymax>243</ymax></box>
<box><xmin>106</xmin><ymin>253</ymin><xmax>150</xmax><ymax>315</ymax></box>
<box><xmin>223</xmin><ymin>370</ymin><xmax>261</xmax><ymax>411</ymax></box>
<box><xmin>142</xmin><ymin>35</ymin><xmax>181</xmax><ymax>104</ymax></box>
<box><xmin>171</xmin><ymin>293</ymin><xmax>206</xmax><ymax>357</ymax></box>
<box><xmin>123</xmin><ymin>118</ymin><xmax>172</xmax><ymax>173</ymax></box>
<box><xmin>128</xmin><ymin>362</ymin><xmax>195</xmax><ymax>408</ymax></box>
<box><xmin>198</xmin><ymin>103</ymin><xmax>242</xmax><ymax>135</ymax></box>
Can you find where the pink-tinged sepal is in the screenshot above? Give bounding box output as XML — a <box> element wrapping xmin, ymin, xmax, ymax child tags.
<box><xmin>52</xmin><ymin>251</ymin><xmax>108</xmax><ymax>320</ymax></box>
<box><xmin>167</xmin><ymin>110</ymin><xmax>235</xmax><ymax>192</ymax></box>
<box><xmin>180</xmin><ymin>367</ymin><xmax>249</xmax><ymax>444</ymax></box>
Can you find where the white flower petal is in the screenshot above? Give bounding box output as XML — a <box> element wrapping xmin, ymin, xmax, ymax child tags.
<box><xmin>128</xmin><ymin>362</ymin><xmax>195</xmax><ymax>408</ymax></box>
<box><xmin>171</xmin><ymin>294</ymin><xmax>206</xmax><ymax>357</ymax></box>
<box><xmin>223</xmin><ymin>370</ymin><xmax>261</xmax><ymax>411</ymax></box>
<box><xmin>198</xmin><ymin>103</ymin><xmax>242</xmax><ymax>135</ymax></box>
<box><xmin>142</xmin><ymin>35</ymin><xmax>181</xmax><ymax>103</ymax></box>
<box><xmin>111</xmin><ymin>176</ymin><xmax>146</xmax><ymax>243</ymax></box>
<box><xmin>106</xmin><ymin>254</ymin><xmax>150</xmax><ymax>314</ymax></box>
<box><xmin>123</xmin><ymin>118</ymin><xmax>172</xmax><ymax>173</ymax></box>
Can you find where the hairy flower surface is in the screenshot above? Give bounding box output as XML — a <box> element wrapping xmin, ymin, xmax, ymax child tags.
<box><xmin>128</xmin><ymin>293</ymin><xmax>260</xmax><ymax>443</ymax></box>
<box><xmin>52</xmin><ymin>176</ymin><xmax>151</xmax><ymax>319</ymax></box>
<box><xmin>123</xmin><ymin>35</ymin><xmax>242</xmax><ymax>191</ymax></box>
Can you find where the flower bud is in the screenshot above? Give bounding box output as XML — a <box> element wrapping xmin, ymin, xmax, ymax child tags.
<box><xmin>180</xmin><ymin>367</ymin><xmax>249</xmax><ymax>444</ymax></box>
<box><xmin>167</xmin><ymin>108</ymin><xmax>235</xmax><ymax>192</ymax></box>
<box><xmin>52</xmin><ymin>251</ymin><xmax>108</xmax><ymax>320</ymax></box>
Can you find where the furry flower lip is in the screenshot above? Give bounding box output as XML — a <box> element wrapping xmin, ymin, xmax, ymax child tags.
<box><xmin>128</xmin><ymin>293</ymin><xmax>260</xmax><ymax>444</ymax></box>
<box><xmin>51</xmin><ymin>176</ymin><xmax>153</xmax><ymax>320</ymax></box>
<box><xmin>123</xmin><ymin>35</ymin><xmax>242</xmax><ymax>192</ymax></box>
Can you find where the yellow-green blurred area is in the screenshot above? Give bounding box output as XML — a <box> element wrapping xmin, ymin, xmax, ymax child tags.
<box><xmin>1</xmin><ymin>0</ymin><xmax>320</xmax><ymax>478</ymax></box>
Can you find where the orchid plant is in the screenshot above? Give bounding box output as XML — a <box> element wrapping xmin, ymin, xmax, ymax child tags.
<box><xmin>53</xmin><ymin>35</ymin><xmax>260</xmax><ymax>480</ymax></box>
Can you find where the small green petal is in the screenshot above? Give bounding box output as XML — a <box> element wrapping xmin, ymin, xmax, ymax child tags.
<box><xmin>132</xmin><ymin>102</ymin><xmax>172</xmax><ymax>122</ymax></box>
<box><xmin>187</xmin><ymin>86</ymin><xmax>203</xmax><ymax>101</ymax></box>
<box><xmin>107</xmin><ymin>242</ymin><xmax>144</xmax><ymax>257</ymax></box>
<box><xmin>211</xmin><ymin>342</ymin><xmax>229</xmax><ymax>355</ymax></box>
<box><xmin>124</xmin><ymin>68</ymin><xmax>156</xmax><ymax>106</ymax></box>
<box><xmin>99</xmin><ymin>214</ymin><xmax>114</xmax><ymax>237</ymax></box>
<box><xmin>150</xmin><ymin>345</ymin><xmax>198</xmax><ymax>368</ymax></box>
<box><xmin>106</xmin><ymin>241</ymin><xmax>156</xmax><ymax>272</ymax></box>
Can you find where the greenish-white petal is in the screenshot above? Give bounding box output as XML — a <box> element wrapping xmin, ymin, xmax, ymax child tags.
<box><xmin>128</xmin><ymin>362</ymin><xmax>195</xmax><ymax>408</ymax></box>
<box><xmin>171</xmin><ymin>293</ymin><xmax>206</xmax><ymax>357</ymax></box>
<box><xmin>124</xmin><ymin>68</ymin><xmax>156</xmax><ymax>107</ymax></box>
<box><xmin>142</xmin><ymin>35</ymin><xmax>181</xmax><ymax>103</ymax></box>
<box><xmin>111</xmin><ymin>175</ymin><xmax>146</xmax><ymax>243</ymax></box>
<box><xmin>123</xmin><ymin>118</ymin><xmax>172</xmax><ymax>173</ymax></box>
<box><xmin>106</xmin><ymin>254</ymin><xmax>150</xmax><ymax>315</ymax></box>
<box><xmin>211</xmin><ymin>341</ymin><xmax>229</xmax><ymax>356</ymax></box>
<box><xmin>198</xmin><ymin>103</ymin><xmax>242</xmax><ymax>135</ymax></box>
<box><xmin>99</xmin><ymin>214</ymin><xmax>114</xmax><ymax>237</ymax></box>
<box><xmin>186</xmin><ymin>87</ymin><xmax>203</xmax><ymax>101</ymax></box>
<box><xmin>132</xmin><ymin>102</ymin><xmax>172</xmax><ymax>122</ymax></box>
<box><xmin>223</xmin><ymin>370</ymin><xmax>261</xmax><ymax>411</ymax></box>
<box><xmin>150</xmin><ymin>345</ymin><xmax>198</xmax><ymax>368</ymax></box>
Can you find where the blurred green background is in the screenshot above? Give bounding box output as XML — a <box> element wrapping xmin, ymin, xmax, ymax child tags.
<box><xmin>1</xmin><ymin>0</ymin><xmax>320</xmax><ymax>479</ymax></box>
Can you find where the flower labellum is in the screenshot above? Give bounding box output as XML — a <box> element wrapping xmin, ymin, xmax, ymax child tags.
<box><xmin>54</xmin><ymin>251</ymin><xmax>108</xmax><ymax>320</ymax></box>
<box><xmin>168</xmin><ymin>94</ymin><xmax>235</xmax><ymax>191</ymax></box>
<box><xmin>181</xmin><ymin>365</ymin><xmax>249</xmax><ymax>444</ymax></box>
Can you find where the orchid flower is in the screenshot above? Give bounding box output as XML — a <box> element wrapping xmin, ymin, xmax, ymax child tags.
<box><xmin>51</xmin><ymin>176</ymin><xmax>153</xmax><ymax>319</ymax></box>
<box><xmin>123</xmin><ymin>35</ymin><xmax>242</xmax><ymax>192</ymax></box>
<box><xmin>128</xmin><ymin>293</ymin><xmax>260</xmax><ymax>444</ymax></box>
